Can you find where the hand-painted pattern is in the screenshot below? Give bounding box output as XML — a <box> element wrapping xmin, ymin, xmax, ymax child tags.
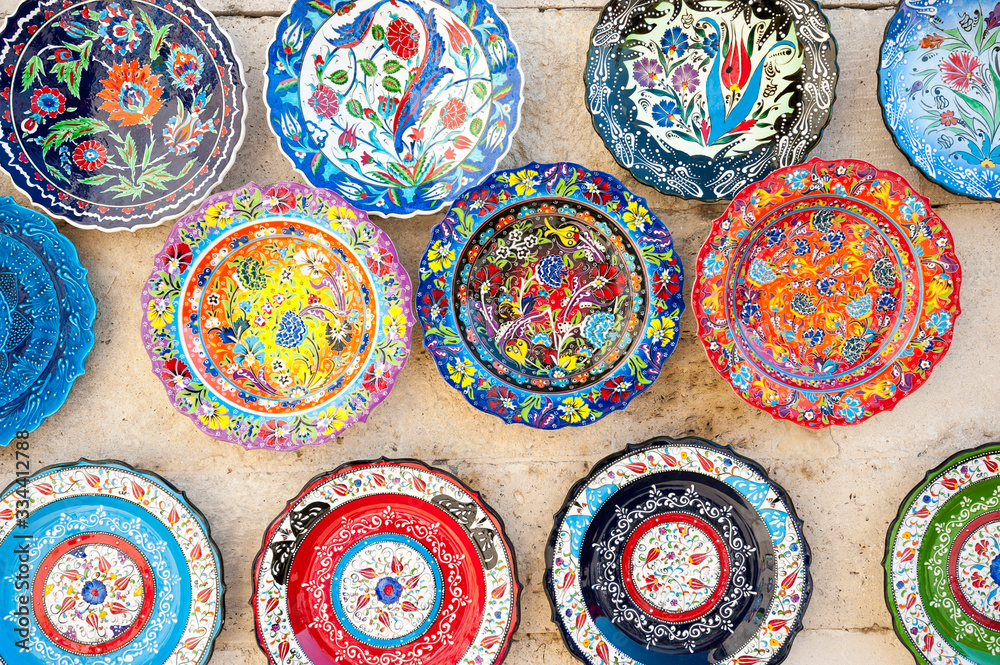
<box><xmin>586</xmin><ymin>0</ymin><xmax>837</xmax><ymax>200</ymax></box>
<box><xmin>546</xmin><ymin>437</ymin><xmax>809</xmax><ymax>665</ymax></box>
<box><xmin>880</xmin><ymin>0</ymin><xmax>1000</xmax><ymax>199</ymax></box>
<box><xmin>693</xmin><ymin>158</ymin><xmax>962</xmax><ymax>428</ymax></box>
<box><xmin>626</xmin><ymin>518</ymin><xmax>723</xmax><ymax>616</ymax></box>
<box><xmin>885</xmin><ymin>443</ymin><xmax>1000</xmax><ymax>665</ymax></box>
<box><xmin>0</xmin><ymin>0</ymin><xmax>245</xmax><ymax>230</ymax></box>
<box><xmin>140</xmin><ymin>182</ymin><xmax>412</xmax><ymax>451</ymax></box>
<box><xmin>955</xmin><ymin>520</ymin><xmax>1000</xmax><ymax>623</ymax></box>
<box><xmin>253</xmin><ymin>460</ymin><xmax>519</xmax><ymax>665</ymax></box>
<box><xmin>417</xmin><ymin>162</ymin><xmax>684</xmax><ymax>429</ymax></box>
<box><xmin>266</xmin><ymin>0</ymin><xmax>522</xmax><ymax>216</ymax></box>
<box><xmin>0</xmin><ymin>197</ymin><xmax>94</xmax><ymax>446</ymax></box>
<box><xmin>36</xmin><ymin>535</ymin><xmax>154</xmax><ymax>653</ymax></box>
<box><xmin>0</xmin><ymin>460</ymin><xmax>223</xmax><ymax>665</ymax></box>
<box><xmin>334</xmin><ymin>537</ymin><xmax>441</xmax><ymax>644</ymax></box>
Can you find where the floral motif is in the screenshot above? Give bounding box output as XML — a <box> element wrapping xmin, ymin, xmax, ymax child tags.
<box><xmin>693</xmin><ymin>158</ymin><xmax>961</xmax><ymax>428</ymax></box>
<box><xmin>881</xmin><ymin>0</ymin><xmax>1000</xmax><ymax>197</ymax></box>
<box><xmin>586</xmin><ymin>0</ymin><xmax>837</xmax><ymax>200</ymax></box>
<box><xmin>141</xmin><ymin>183</ymin><xmax>412</xmax><ymax>451</ymax></box>
<box><xmin>0</xmin><ymin>0</ymin><xmax>244</xmax><ymax>230</ymax></box>
<box><xmin>418</xmin><ymin>162</ymin><xmax>684</xmax><ymax>429</ymax></box>
<box><xmin>266</xmin><ymin>0</ymin><xmax>522</xmax><ymax>216</ymax></box>
<box><xmin>253</xmin><ymin>461</ymin><xmax>518</xmax><ymax>665</ymax></box>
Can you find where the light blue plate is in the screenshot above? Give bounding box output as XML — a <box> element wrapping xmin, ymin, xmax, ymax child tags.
<box><xmin>880</xmin><ymin>0</ymin><xmax>1000</xmax><ymax>199</ymax></box>
<box><xmin>0</xmin><ymin>198</ymin><xmax>94</xmax><ymax>445</ymax></box>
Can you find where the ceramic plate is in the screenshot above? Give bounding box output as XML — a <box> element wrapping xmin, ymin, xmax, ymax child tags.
<box><xmin>253</xmin><ymin>458</ymin><xmax>520</xmax><ymax>665</ymax></box>
<box><xmin>884</xmin><ymin>442</ymin><xmax>1000</xmax><ymax>665</ymax></box>
<box><xmin>140</xmin><ymin>182</ymin><xmax>412</xmax><ymax>451</ymax></box>
<box><xmin>546</xmin><ymin>436</ymin><xmax>809</xmax><ymax>665</ymax></box>
<box><xmin>585</xmin><ymin>0</ymin><xmax>838</xmax><ymax>201</ymax></box>
<box><xmin>880</xmin><ymin>0</ymin><xmax>1000</xmax><ymax>199</ymax></box>
<box><xmin>417</xmin><ymin>161</ymin><xmax>685</xmax><ymax>429</ymax></box>
<box><xmin>0</xmin><ymin>0</ymin><xmax>247</xmax><ymax>231</ymax></box>
<box><xmin>0</xmin><ymin>459</ymin><xmax>224</xmax><ymax>664</ymax></box>
<box><xmin>692</xmin><ymin>158</ymin><xmax>962</xmax><ymax>428</ymax></box>
<box><xmin>0</xmin><ymin>197</ymin><xmax>94</xmax><ymax>446</ymax></box>
<box><xmin>265</xmin><ymin>0</ymin><xmax>523</xmax><ymax>217</ymax></box>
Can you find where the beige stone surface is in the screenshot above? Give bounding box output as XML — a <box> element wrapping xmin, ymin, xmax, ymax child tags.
<box><xmin>0</xmin><ymin>1</ymin><xmax>985</xmax><ymax>664</ymax></box>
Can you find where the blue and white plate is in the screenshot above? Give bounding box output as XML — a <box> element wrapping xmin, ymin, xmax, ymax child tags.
<box><xmin>265</xmin><ymin>0</ymin><xmax>523</xmax><ymax>217</ymax></box>
<box><xmin>0</xmin><ymin>198</ymin><xmax>94</xmax><ymax>446</ymax></box>
<box><xmin>880</xmin><ymin>0</ymin><xmax>1000</xmax><ymax>199</ymax></box>
<box><xmin>0</xmin><ymin>459</ymin><xmax>224</xmax><ymax>665</ymax></box>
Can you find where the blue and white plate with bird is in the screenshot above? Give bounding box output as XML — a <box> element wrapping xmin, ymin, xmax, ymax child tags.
<box><xmin>266</xmin><ymin>0</ymin><xmax>523</xmax><ymax>217</ymax></box>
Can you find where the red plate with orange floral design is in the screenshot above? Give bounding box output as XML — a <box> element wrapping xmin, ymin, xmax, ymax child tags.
<box><xmin>692</xmin><ymin>158</ymin><xmax>962</xmax><ymax>428</ymax></box>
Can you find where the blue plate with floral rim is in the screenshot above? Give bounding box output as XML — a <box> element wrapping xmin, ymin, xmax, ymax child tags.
<box><xmin>0</xmin><ymin>197</ymin><xmax>94</xmax><ymax>446</ymax></box>
<box><xmin>880</xmin><ymin>0</ymin><xmax>1000</xmax><ymax>199</ymax></box>
<box><xmin>265</xmin><ymin>0</ymin><xmax>523</xmax><ymax>217</ymax></box>
<box><xmin>417</xmin><ymin>162</ymin><xmax>684</xmax><ymax>429</ymax></box>
<box><xmin>585</xmin><ymin>0</ymin><xmax>838</xmax><ymax>201</ymax></box>
<box><xmin>0</xmin><ymin>0</ymin><xmax>247</xmax><ymax>231</ymax></box>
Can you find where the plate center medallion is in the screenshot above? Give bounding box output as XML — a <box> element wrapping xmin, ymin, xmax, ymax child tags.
<box><xmin>455</xmin><ymin>198</ymin><xmax>645</xmax><ymax>391</ymax></box>
<box><xmin>332</xmin><ymin>534</ymin><xmax>444</xmax><ymax>646</ymax></box>
<box><xmin>298</xmin><ymin>0</ymin><xmax>492</xmax><ymax>187</ymax></box>
<box><xmin>33</xmin><ymin>533</ymin><xmax>156</xmax><ymax>654</ymax></box>
<box><xmin>622</xmin><ymin>512</ymin><xmax>730</xmax><ymax>622</ymax></box>
<box><xmin>622</xmin><ymin>0</ymin><xmax>803</xmax><ymax>160</ymax></box>
<box><xmin>732</xmin><ymin>206</ymin><xmax>905</xmax><ymax>383</ymax></box>
<box><xmin>182</xmin><ymin>219</ymin><xmax>377</xmax><ymax>414</ymax></box>
<box><xmin>950</xmin><ymin>512</ymin><xmax>1000</xmax><ymax>629</ymax></box>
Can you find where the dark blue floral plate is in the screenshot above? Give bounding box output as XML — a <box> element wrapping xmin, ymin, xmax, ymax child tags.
<box><xmin>585</xmin><ymin>0</ymin><xmax>838</xmax><ymax>201</ymax></box>
<box><xmin>417</xmin><ymin>162</ymin><xmax>684</xmax><ymax>429</ymax></box>
<box><xmin>265</xmin><ymin>0</ymin><xmax>523</xmax><ymax>217</ymax></box>
<box><xmin>0</xmin><ymin>197</ymin><xmax>94</xmax><ymax>446</ymax></box>
<box><xmin>0</xmin><ymin>0</ymin><xmax>247</xmax><ymax>231</ymax></box>
<box><xmin>546</xmin><ymin>436</ymin><xmax>811</xmax><ymax>665</ymax></box>
<box><xmin>880</xmin><ymin>0</ymin><xmax>1000</xmax><ymax>199</ymax></box>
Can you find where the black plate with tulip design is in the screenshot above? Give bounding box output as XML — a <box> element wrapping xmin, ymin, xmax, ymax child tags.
<box><xmin>0</xmin><ymin>0</ymin><xmax>246</xmax><ymax>231</ymax></box>
<box><xmin>585</xmin><ymin>0</ymin><xmax>838</xmax><ymax>200</ymax></box>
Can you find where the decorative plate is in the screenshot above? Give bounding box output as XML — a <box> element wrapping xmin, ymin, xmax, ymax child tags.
<box><xmin>252</xmin><ymin>458</ymin><xmax>520</xmax><ymax>665</ymax></box>
<box><xmin>545</xmin><ymin>436</ymin><xmax>810</xmax><ymax>665</ymax></box>
<box><xmin>265</xmin><ymin>0</ymin><xmax>523</xmax><ymax>217</ymax></box>
<box><xmin>0</xmin><ymin>459</ymin><xmax>224</xmax><ymax>664</ymax></box>
<box><xmin>0</xmin><ymin>0</ymin><xmax>247</xmax><ymax>231</ymax></box>
<box><xmin>880</xmin><ymin>0</ymin><xmax>1000</xmax><ymax>200</ymax></box>
<box><xmin>585</xmin><ymin>0</ymin><xmax>838</xmax><ymax>201</ymax></box>
<box><xmin>692</xmin><ymin>157</ymin><xmax>962</xmax><ymax>428</ymax></box>
<box><xmin>0</xmin><ymin>197</ymin><xmax>94</xmax><ymax>446</ymax></box>
<box><xmin>883</xmin><ymin>442</ymin><xmax>1000</xmax><ymax>665</ymax></box>
<box><xmin>417</xmin><ymin>161</ymin><xmax>685</xmax><ymax>429</ymax></box>
<box><xmin>140</xmin><ymin>182</ymin><xmax>412</xmax><ymax>451</ymax></box>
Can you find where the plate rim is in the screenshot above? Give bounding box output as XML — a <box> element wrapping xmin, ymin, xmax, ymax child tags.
<box><xmin>262</xmin><ymin>0</ymin><xmax>526</xmax><ymax>219</ymax></box>
<box><xmin>0</xmin><ymin>0</ymin><xmax>249</xmax><ymax>233</ymax></box>
<box><xmin>0</xmin><ymin>456</ymin><xmax>227</xmax><ymax>665</ymax></box>
<box><xmin>543</xmin><ymin>434</ymin><xmax>812</xmax><ymax>665</ymax></box>
<box><xmin>582</xmin><ymin>0</ymin><xmax>840</xmax><ymax>202</ymax></box>
<box><xmin>249</xmin><ymin>455</ymin><xmax>523</xmax><ymax>665</ymax></box>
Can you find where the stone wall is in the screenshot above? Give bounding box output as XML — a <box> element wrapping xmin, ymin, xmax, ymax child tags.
<box><xmin>0</xmin><ymin>0</ymin><xmax>986</xmax><ymax>662</ymax></box>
